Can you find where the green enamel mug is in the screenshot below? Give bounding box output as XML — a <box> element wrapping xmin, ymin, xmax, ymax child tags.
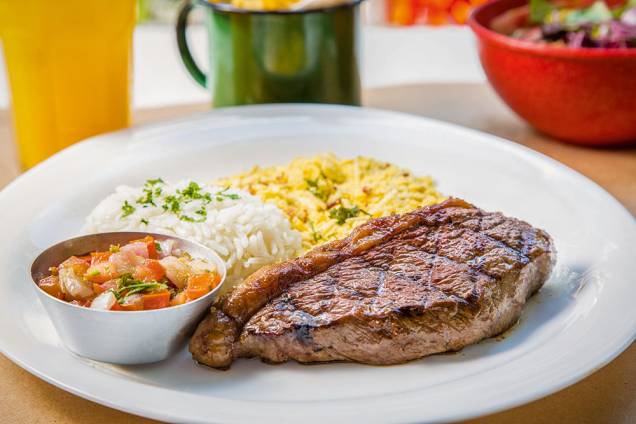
<box><xmin>176</xmin><ymin>0</ymin><xmax>362</xmax><ymax>107</ymax></box>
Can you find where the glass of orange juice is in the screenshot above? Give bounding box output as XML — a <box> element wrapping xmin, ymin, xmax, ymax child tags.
<box><xmin>0</xmin><ymin>0</ymin><xmax>136</xmax><ymax>169</ymax></box>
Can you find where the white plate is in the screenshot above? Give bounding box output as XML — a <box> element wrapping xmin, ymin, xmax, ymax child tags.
<box><xmin>0</xmin><ymin>105</ymin><xmax>634</xmax><ymax>423</ymax></box>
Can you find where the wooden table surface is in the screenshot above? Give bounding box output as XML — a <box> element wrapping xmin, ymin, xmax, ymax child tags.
<box><xmin>0</xmin><ymin>83</ymin><xmax>634</xmax><ymax>424</ymax></box>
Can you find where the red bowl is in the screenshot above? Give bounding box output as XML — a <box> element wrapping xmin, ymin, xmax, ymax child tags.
<box><xmin>468</xmin><ymin>0</ymin><xmax>636</xmax><ymax>146</ymax></box>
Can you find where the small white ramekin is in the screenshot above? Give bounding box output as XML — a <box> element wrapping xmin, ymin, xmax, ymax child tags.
<box><xmin>31</xmin><ymin>232</ymin><xmax>226</xmax><ymax>365</ymax></box>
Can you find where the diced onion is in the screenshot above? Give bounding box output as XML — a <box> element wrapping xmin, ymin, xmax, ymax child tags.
<box><xmin>59</xmin><ymin>267</ymin><xmax>94</xmax><ymax>299</ymax></box>
<box><xmin>90</xmin><ymin>291</ymin><xmax>117</xmax><ymax>310</ymax></box>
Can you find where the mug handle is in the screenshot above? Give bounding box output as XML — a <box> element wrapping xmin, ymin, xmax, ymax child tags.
<box><xmin>176</xmin><ymin>0</ymin><xmax>207</xmax><ymax>88</ymax></box>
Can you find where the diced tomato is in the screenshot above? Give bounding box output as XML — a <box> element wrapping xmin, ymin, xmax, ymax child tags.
<box><xmin>146</xmin><ymin>240</ymin><xmax>158</xmax><ymax>259</ymax></box>
<box><xmin>85</xmin><ymin>261</ymin><xmax>118</xmax><ymax>284</ymax></box>
<box><xmin>185</xmin><ymin>274</ymin><xmax>210</xmax><ymax>300</ymax></box>
<box><xmin>76</xmin><ymin>255</ymin><xmax>92</xmax><ymax>264</ymax></box>
<box><xmin>110</xmin><ymin>302</ymin><xmax>124</xmax><ymax>311</ymax></box>
<box><xmin>133</xmin><ymin>259</ymin><xmax>166</xmax><ymax>282</ymax></box>
<box><xmin>121</xmin><ymin>302</ymin><xmax>143</xmax><ymax>311</ymax></box>
<box><xmin>38</xmin><ymin>276</ymin><xmax>64</xmax><ymax>299</ymax></box>
<box><xmin>131</xmin><ymin>236</ymin><xmax>158</xmax><ymax>259</ymax></box>
<box><xmin>90</xmin><ymin>251</ymin><xmax>112</xmax><ymax>265</ymax></box>
<box><xmin>120</xmin><ymin>294</ymin><xmax>144</xmax><ymax>311</ymax></box>
<box><xmin>142</xmin><ymin>291</ymin><xmax>171</xmax><ymax>310</ymax></box>
<box><xmin>185</xmin><ymin>272</ymin><xmax>220</xmax><ymax>301</ymax></box>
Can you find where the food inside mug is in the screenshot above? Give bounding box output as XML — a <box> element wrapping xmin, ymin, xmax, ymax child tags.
<box><xmin>209</xmin><ymin>0</ymin><xmax>353</xmax><ymax>11</ymax></box>
<box><xmin>37</xmin><ymin>236</ymin><xmax>222</xmax><ymax>311</ymax></box>
<box><xmin>491</xmin><ymin>0</ymin><xmax>636</xmax><ymax>48</ymax></box>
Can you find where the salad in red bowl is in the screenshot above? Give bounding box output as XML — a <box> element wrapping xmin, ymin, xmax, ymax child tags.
<box><xmin>496</xmin><ymin>0</ymin><xmax>636</xmax><ymax>48</ymax></box>
<box><xmin>469</xmin><ymin>0</ymin><xmax>636</xmax><ymax>146</ymax></box>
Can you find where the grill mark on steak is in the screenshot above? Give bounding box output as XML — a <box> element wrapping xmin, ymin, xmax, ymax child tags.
<box><xmin>189</xmin><ymin>198</ymin><xmax>555</xmax><ymax>368</ymax></box>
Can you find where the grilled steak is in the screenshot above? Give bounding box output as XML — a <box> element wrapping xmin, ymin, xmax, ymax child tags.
<box><xmin>190</xmin><ymin>198</ymin><xmax>555</xmax><ymax>369</ymax></box>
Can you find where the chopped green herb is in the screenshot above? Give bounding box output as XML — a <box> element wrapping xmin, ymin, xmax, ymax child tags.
<box><xmin>140</xmin><ymin>218</ymin><xmax>149</xmax><ymax>225</ymax></box>
<box><xmin>308</xmin><ymin>221</ymin><xmax>322</xmax><ymax>243</ymax></box>
<box><xmin>137</xmin><ymin>188</ymin><xmax>157</xmax><ymax>206</ymax></box>
<box><xmin>328</xmin><ymin>205</ymin><xmax>370</xmax><ymax>225</ymax></box>
<box><xmin>163</xmin><ymin>195</ymin><xmax>181</xmax><ymax>213</ymax></box>
<box><xmin>120</xmin><ymin>282</ymin><xmax>167</xmax><ymax>298</ymax></box>
<box><xmin>181</xmin><ymin>181</ymin><xmax>204</xmax><ymax>200</ymax></box>
<box><xmin>215</xmin><ymin>187</ymin><xmax>240</xmax><ymax>201</ymax></box>
<box><xmin>135</xmin><ymin>180</ymin><xmax>238</xmax><ymax>222</ymax></box>
<box><xmin>154</xmin><ymin>242</ymin><xmax>162</xmax><ymax>252</ymax></box>
<box><xmin>87</xmin><ymin>270</ymin><xmax>101</xmax><ymax>277</ymax></box>
<box><xmin>179</xmin><ymin>213</ymin><xmax>206</xmax><ymax>223</ymax></box>
<box><xmin>121</xmin><ymin>201</ymin><xmax>135</xmax><ymax>218</ymax></box>
<box><xmin>305</xmin><ymin>178</ymin><xmax>329</xmax><ymax>202</ymax></box>
<box><xmin>110</xmin><ymin>288</ymin><xmax>122</xmax><ymax>300</ymax></box>
<box><xmin>145</xmin><ymin>178</ymin><xmax>165</xmax><ymax>186</ymax></box>
<box><xmin>530</xmin><ymin>0</ymin><xmax>553</xmax><ymax>23</ymax></box>
<box><xmin>118</xmin><ymin>273</ymin><xmax>136</xmax><ymax>287</ymax></box>
<box><xmin>113</xmin><ymin>273</ymin><xmax>168</xmax><ymax>302</ymax></box>
<box><xmin>136</xmin><ymin>179</ymin><xmax>166</xmax><ymax>206</ymax></box>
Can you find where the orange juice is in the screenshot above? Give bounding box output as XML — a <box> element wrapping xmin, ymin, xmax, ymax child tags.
<box><xmin>0</xmin><ymin>1</ymin><xmax>135</xmax><ymax>169</ymax></box>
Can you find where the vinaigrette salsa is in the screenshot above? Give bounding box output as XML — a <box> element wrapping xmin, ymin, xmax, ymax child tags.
<box><xmin>37</xmin><ymin>236</ymin><xmax>221</xmax><ymax>311</ymax></box>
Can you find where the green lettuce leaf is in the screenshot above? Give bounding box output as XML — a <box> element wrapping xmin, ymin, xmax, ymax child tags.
<box><xmin>530</xmin><ymin>0</ymin><xmax>554</xmax><ymax>23</ymax></box>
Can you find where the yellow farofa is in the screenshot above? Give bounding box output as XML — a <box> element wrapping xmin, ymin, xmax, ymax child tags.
<box><xmin>218</xmin><ymin>154</ymin><xmax>446</xmax><ymax>252</ymax></box>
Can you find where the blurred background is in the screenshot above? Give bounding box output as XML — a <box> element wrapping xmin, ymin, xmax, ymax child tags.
<box><xmin>0</xmin><ymin>0</ymin><xmax>486</xmax><ymax>111</ymax></box>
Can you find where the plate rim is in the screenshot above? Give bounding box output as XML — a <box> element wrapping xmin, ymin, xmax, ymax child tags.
<box><xmin>0</xmin><ymin>103</ymin><xmax>634</xmax><ymax>423</ymax></box>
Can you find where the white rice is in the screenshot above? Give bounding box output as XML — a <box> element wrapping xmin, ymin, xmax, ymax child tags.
<box><xmin>83</xmin><ymin>180</ymin><xmax>301</xmax><ymax>290</ymax></box>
